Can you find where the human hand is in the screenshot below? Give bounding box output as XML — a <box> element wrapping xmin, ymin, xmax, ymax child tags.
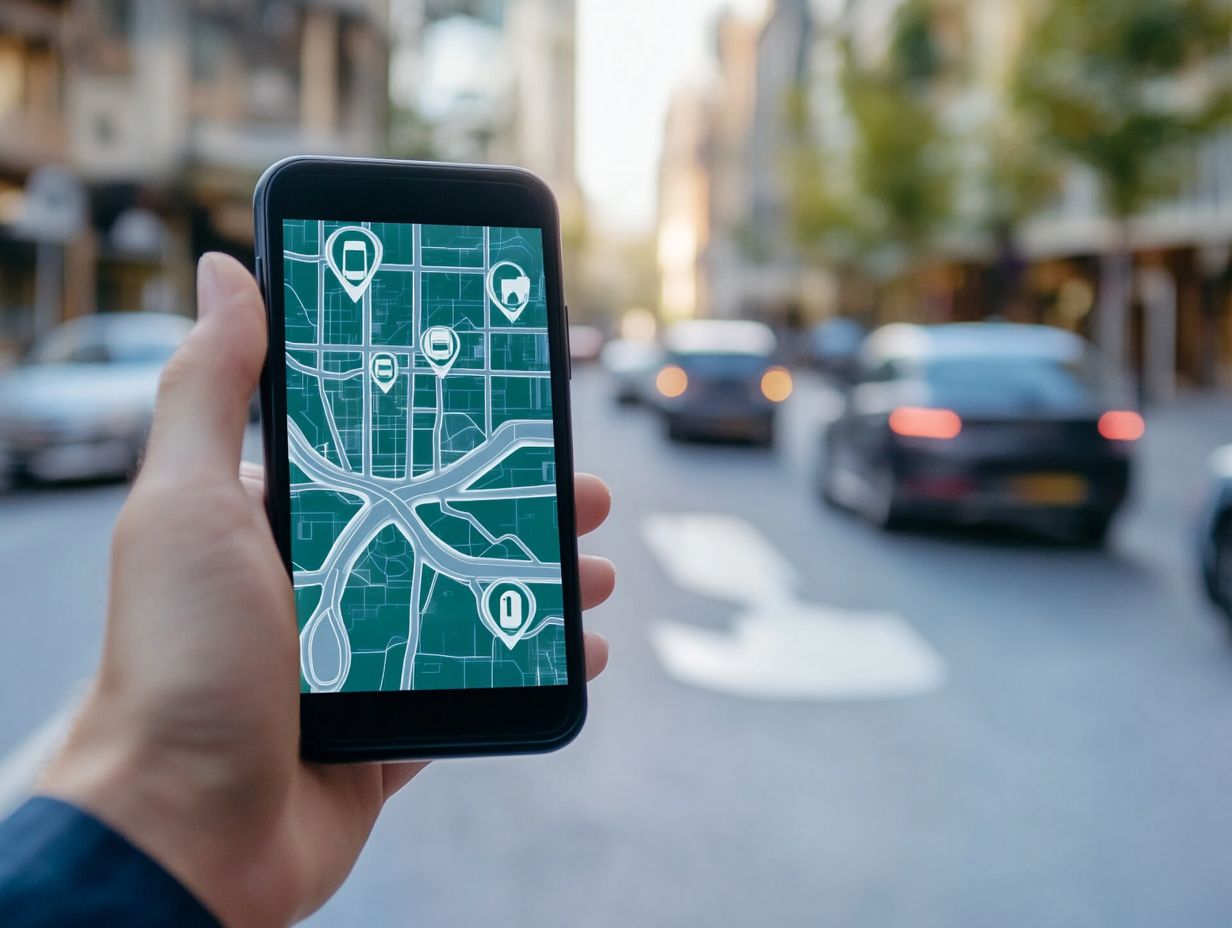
<box><xmin>38</xmin><ymin>253</ymin><xmax>616</xmax><ymax>927</ymax></box>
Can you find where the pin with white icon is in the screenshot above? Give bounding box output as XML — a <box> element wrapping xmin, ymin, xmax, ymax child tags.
<box><xmin>325</xmin><ymin>225</ymin><xmax>382</xmax><ymax>302</ymax></box>
<box><xmin>485</xmin><ymin>260</ymin><xmax>532</xmax><ymax>323</ymax></box>
<box><xmin>481</xmin><ymin>579</ymin><xmax>537</xmax><ymax>650</ymax></box>
<box><xmin>420</xmin><ymin>325</ymin><xmax>460</xmax><ymax>378</ymax></box>
<box><xmin>370</xmin><ymin>352</ymin><xmax>398</xmax><ymax>394</ymax></box>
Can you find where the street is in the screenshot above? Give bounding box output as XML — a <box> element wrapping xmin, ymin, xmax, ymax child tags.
<box><xmin>3</xmin><ymin>369</ymin><xmax>1232</xmax><ymax>926</ymax></box>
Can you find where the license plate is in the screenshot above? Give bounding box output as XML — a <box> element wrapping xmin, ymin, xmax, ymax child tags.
<box><xmin>1011</xmin><ymin>472</ymin><xmax>1088</xmax><ymax>505</ymax></box>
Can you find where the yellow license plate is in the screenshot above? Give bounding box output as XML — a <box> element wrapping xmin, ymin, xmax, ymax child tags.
<box><xmin>1012</xmin><ymin>473</ymin><xmax>1089</xmax><ymax>505</ymax></box>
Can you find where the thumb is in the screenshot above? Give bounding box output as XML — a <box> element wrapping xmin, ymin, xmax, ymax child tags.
<box><xmin>141</xmin><ymin>253</ymin><xmax>266</xmax><ymax>482</ymax></box>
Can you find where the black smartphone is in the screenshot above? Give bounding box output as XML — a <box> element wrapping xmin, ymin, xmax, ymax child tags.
<box><xmin>253</xmin><ymin>156</ymin><xmax>586</xmax><ymax>762</ymax></box>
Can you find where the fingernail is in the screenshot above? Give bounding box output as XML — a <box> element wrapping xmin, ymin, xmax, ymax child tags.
<box><xmin>196</xmin><ymin>253</ymin><xmax>222</xmax><ymax>320</ymax></box>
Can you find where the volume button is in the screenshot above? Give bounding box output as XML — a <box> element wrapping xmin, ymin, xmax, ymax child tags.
<box><xmin>255</xmin><ymin>255</ymin><xmax>267</xmax><ymax>302</ymax></box>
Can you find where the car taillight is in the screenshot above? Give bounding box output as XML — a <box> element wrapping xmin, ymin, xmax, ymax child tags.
<box><xmin>760</xmin><ymin>367</ymin><xmax>793</xmax><ymax>402</ymax></box>
<box><xmin>656</xmin><ymin>365</ymin><xmax>688</xmax><ymax>398</ymax></box>
<box><xmin>888</xmin><ymin>406</ymin><xmax>962</xmax><ymax>439</ymax></box>
<box><xmin>1098</xmin><ymin>410</ymin><xmax>1145</xmax><ymax>441</ymax></box>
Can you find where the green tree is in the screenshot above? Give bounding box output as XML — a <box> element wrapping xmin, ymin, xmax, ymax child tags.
<box><xmin>785</xmin><ymin>0</ymin><xmax>956</xmax><ymax>315</ymax></box>
<box><xmin>840</xmin><ymin>7</ymin><xmax>956</xmax><ymax>269</ymax></box>
<box><xmin>1014</xmin><ymin>0</ymin><xmax>1232</xmax><ymax>374</ymax></box>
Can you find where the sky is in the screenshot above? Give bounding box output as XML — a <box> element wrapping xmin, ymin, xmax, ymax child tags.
<box><xmin>576</xmin><ymin>0</ymin><xmax>767</xmax><ymax>235</ymax></box>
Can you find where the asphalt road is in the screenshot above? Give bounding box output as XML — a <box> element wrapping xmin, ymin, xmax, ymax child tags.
<box><xmin>2</xmin><ymin>370</ymin><xmax>1232</xmax><ymax>926</ymax></box>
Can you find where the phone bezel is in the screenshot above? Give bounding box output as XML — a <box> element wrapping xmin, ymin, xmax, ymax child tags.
<box><xmin>254</xmin><ymin>156</ymin><xmax>586</xmax><ymax>761</ymax></box>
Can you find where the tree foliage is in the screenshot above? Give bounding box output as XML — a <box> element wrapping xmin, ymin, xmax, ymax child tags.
<box><xmin>786</xmin><ymin>0</ymin><xmax>956</xmax><ymax>275</ymax></box>
<box><xmin>1015</xmin><ymin>0</ymin><xmax>1232</xmax><ymax>218</ymax></box>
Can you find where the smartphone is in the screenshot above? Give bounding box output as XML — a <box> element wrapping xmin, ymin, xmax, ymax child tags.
<box><xmin>253</xmin><ymin>156</ymin><xmax>586</xmax><ymax>762</ymax></box>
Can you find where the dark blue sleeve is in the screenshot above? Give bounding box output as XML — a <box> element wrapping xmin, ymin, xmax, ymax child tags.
<box><xmin>0</xmin><ymin>796</ymin><xmax>220</xmax><ymax>927</ymax></box>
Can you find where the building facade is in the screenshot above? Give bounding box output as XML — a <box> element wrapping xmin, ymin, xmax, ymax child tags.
<box><xmin>0</xmin><ymin>0</ymin><xmax>389</xmax><ymax>357</ymax></box>
<box><xmin>389</xmin><ymin>0</ymin><xmax>582</xmax><ymax>227</ymax></box>
<box><xmin>658</xmin><ymin>0</ymin><xmax>1232</xmax><ymax>390</ymax></box>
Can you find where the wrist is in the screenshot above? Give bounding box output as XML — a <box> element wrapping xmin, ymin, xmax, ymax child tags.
<box><xmin>38</xmin><ymin>693</ymin><xmax>292</xmax><ymax>927</ymax></box>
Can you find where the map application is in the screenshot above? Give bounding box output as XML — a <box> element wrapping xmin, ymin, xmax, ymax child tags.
<box><xmin>282</xmin><ymin>219</ymin><xmax>566</xmax><ymax>693</ymax></box>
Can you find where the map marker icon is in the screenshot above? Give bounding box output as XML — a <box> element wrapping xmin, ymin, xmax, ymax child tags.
<box><xmin>486</xmin><ymin>260</ymin><xmax>532</xmax><ymax>323</ymax></box>
<box><xmin>370</xmin><ymin>352</ymin><xmax>398</xmax><ymax>394</ymax></box>
<box><xmin>325</xmin><ymin>225</ymin><xmax>382</xmax><ymax>303</ymax></box>
<box><xmin>420</xmin><ymin>325</ymin><xmax>460</xmax><ymax>378</ymax></box>
<box><xmin>480</xmin><ymin>579</ymin><xmax>537</xmax><ymax>650</ymax></box>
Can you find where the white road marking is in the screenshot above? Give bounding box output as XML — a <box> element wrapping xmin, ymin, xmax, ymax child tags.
<box><xmin>643</xmin><ymin>513</ymin><xmax>945</xmax><ymax>700</ymax></box>
<box><xmin>0</xmin><ymin>687</ymin><xmax>86</xmax><ymax>816</ymax></box>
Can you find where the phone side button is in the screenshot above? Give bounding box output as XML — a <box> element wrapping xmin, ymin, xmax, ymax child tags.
<box><xmin>255</xmin><ymin>256</ymin><xmax>266</xmax><ymax>302</ymax></box>
<box><xmin>564</xmin><ymin>304</ymin><xmax>572</xmax><ymax>380</ymax></box>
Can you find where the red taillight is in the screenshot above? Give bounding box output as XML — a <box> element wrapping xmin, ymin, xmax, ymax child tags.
<box><xmin>1098</xmin><ymin>410</ymin><xmax>1145</xmax><ymax>441</ymax></box>
<box><xmin>888</xmin><ymin>406</ymin><xmax>962</xmax><ymax>440</ymax></box>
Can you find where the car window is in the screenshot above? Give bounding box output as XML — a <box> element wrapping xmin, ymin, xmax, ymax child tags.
<box><xmin>28</xmin><ymin>326</ymin><xmax>107</xmax><ymax>365</ymax></box>
<box><xmin>859</xmin><ymin>357</ymin><xmax>905</xmax><ymax>383</ymax></box>
<box><xmin>924</xmin><ymin>356</ymin><xmax>1098</xmax><ymax>405</ymax></box>
<box><xmin>105</xmin><ymin>337</ymin><xmax>182</xmax><ymax>364</ymax></box>
<box><xmin>673</xmin><ymin>352</ymin><xmax>771</xmax><ymax>376</ymax></box>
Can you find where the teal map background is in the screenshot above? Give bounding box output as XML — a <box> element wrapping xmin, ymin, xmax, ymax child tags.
<box><xmin>282</xmin><ymin>220</ymin><xmax>567</xmax><ymax>692</ymax></box>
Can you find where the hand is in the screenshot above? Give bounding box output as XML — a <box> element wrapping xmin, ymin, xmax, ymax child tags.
<box><xmin>39</xmin><ymin>253</ymin><xmax>616</xmax><ymax>927</ymax></box>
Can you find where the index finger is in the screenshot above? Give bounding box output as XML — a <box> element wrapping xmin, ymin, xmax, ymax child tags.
<box><xmin>574</xmin><ymin>473</ymin><xmax>611</xmax><ymax>537</ymax></box>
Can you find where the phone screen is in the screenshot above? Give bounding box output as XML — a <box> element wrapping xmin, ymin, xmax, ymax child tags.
<box><xmin>280</xmin><ymin>220</ymin><xmax>565</xmax><ymax>694</ymax></box>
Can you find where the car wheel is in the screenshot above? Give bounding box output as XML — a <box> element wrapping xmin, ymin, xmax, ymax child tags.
<box><xmin>1213</xmin><ymin>519</ymin><xmax>1232</xmax><ymax>621</ymax></box>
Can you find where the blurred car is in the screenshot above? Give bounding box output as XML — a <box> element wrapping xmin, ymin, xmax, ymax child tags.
<box><xmin>568</xmin><ymin>324</ymin><xmax>605</xmax><ymax>365</ymax></box>
<box><xmin>652</xmin><ymin>319</ymin><xmax>792</xmax><ymax>445</ymax></box>
<box><xmin>0</xmin><ymin>312</ymin><xmax>193</xmax><ymax>482</ymax></box>
<box><xmin>599</xmin><ymin>338</ymin><xmax>663</xmax><ymax>406</ymax></box>
<box><xmin>820</xmin><ymin>322</ymin><xmax>1141</xmax><ymax>544</ymax></box>
<box><xmin>806</xmin><ymin>317</ymin><xmax>867</xmax><ymax>384</ymax></box>
<box><xmin>1198</xmin><ymin>446</ymin><xmax>1232</xmax><ymax>623</ymax></box>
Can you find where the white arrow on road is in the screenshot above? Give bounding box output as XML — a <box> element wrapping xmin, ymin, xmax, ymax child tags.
<box><xmin>642</xmin><ymin>513</ymin><xmax>945</xmax><ymax>700</ymax></box>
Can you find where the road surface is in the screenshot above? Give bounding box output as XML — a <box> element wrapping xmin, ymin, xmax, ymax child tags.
<box><xmin>2</xmin><ymin>370</ymin><xmax>1231</xmax><ymax>927</ymax></box>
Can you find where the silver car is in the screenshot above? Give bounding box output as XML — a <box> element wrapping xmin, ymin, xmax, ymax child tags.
<box><xmin>0</xmin><ymin>312</ymin><xmax>192</xmax><ymax>482</ymax></box>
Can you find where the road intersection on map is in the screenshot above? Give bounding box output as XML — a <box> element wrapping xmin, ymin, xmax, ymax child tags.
<box><xmin>281</xmin><ymin>220</ymin><xmax>567</xmax><ymax>693</ymax></box>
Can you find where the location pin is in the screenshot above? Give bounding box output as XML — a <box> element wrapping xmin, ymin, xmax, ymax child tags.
<box><xmin>481</xmin><ymin>580</ymin><xmax>537</xmax><ymax>650</ymax></box>
<box><xmin>370</xmin><ymin>351</ymin><xmax>398</xmax><ymax>394</ymax></box>
<box><xmin>420</xmin><ymin>325</ymin><xmax>460</xmax><ymax>378</ymax></box>
<box><xmin>325</xmin><ymin>225</ymin><xmax>382</xmax><ymax>303</ymax></box>
<box><xmin>486</xmin><ymin>260</ymin><xmax>531</xmax><ymax>323</ymax></box>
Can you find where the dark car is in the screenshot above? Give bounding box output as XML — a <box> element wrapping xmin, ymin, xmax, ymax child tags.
<box><xmin>820</xmin><ymin>322</ymin><xmax>1142</xmax><ymax>544</ymax></box>
<box><xmin>653</xmin><ymin>320</ymin><xmax>792</xmax><ymax>445</ymax></box>
<box><xmin>1198</xmin><ymin>446</ymin><xmax>1232</xmax><ymax>623</ymax></box>
<box><xmin>0</xmin><ymin>312</ymin><xmax>192</xmax><ymax>482</ymax></box>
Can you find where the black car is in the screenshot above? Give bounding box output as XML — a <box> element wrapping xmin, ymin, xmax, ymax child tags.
<box><xmin>820</xmin><ymin>322</ymin><xmax>1141</xmax><ymax>544</ymax></box>
<box><xmin>653</xmin><ymin>320</ymin><xmax>792</xmax><ymax>445</ymax></box>
<box><xmin>1198</xmin><ymin>446</ymin><xmax>1232</xmax><ymax>623</ymax></box>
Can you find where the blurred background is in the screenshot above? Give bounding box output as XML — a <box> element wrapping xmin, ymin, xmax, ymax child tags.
<box><xmin>2</xmin><ymin>0</ymin><xmax>1232</xmax><ymax>925</ymax></box>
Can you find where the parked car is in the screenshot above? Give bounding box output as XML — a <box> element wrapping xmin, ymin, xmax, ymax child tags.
<box><xmin>820</xmin><ymin>322</ymin><xmax>1141</xmax><ymax>544</ymax></box>
<box><xmin>806</xmin><ymin>317</ymin><xmax>867</xmax><ymax>384</ymax></box>
<box><xmin>652</xmin><ymin>319</ymin><xmax>792</xmax><ymax>445</ymax></box>
<box><xmin>600</xmin><ymin>338</ymin><xmax>663</xmax><ymax>406</ymax></box>
<box><xmin>1198</xmin><ymin>445</ymin><xmax>1232</xmax><ymax>623</ymax></box>
<box><xmin>0</xmin><ymin>312</ymin><xmax>193</xmax><ymax>482</ymax></box>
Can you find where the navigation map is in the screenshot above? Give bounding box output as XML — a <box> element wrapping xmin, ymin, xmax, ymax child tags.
<box><xmin>282</xmin><ymin>219</ymin><xmax>566</xmax><ymax>693</ymax></box>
